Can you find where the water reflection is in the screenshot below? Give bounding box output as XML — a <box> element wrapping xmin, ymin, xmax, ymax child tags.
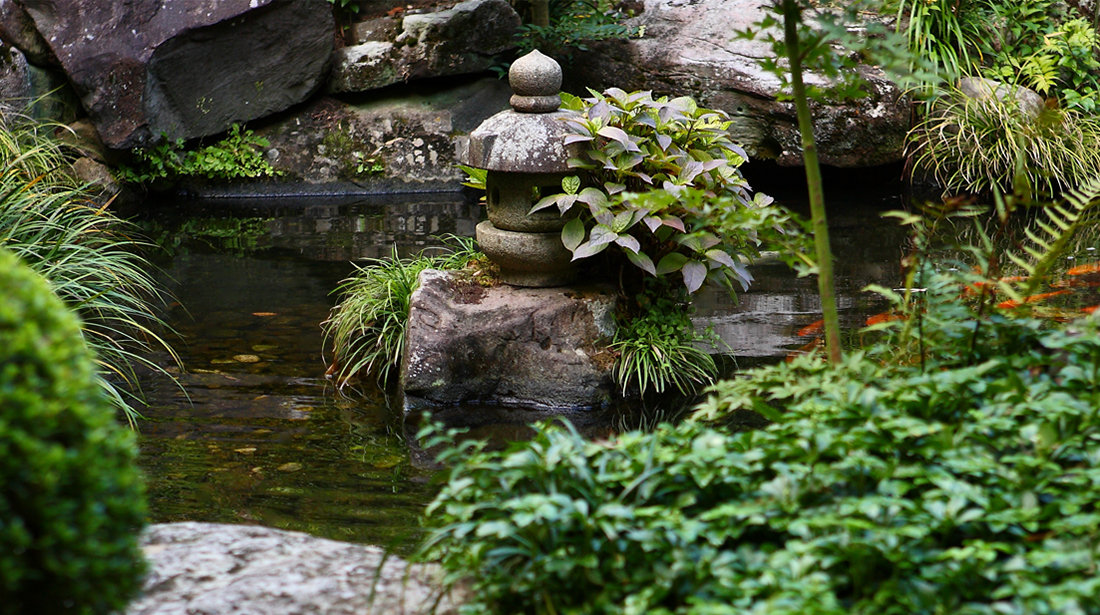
<box><xmin>136</xmin><ymin>187</ymin><xmax>910</xmax><ymax>549</ymax></box>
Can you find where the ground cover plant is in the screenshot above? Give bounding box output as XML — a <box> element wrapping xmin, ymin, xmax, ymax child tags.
<box><xmin>419</xmin><ymin>229</ymin><xmax>1100</xmax><ymax>615</ymax></box>
<box><xmin>0</xmin><ymin>111</ymin><xmax>179</xmax><ymax>422</ymax></box>
<box><xmin>0</xmin><ymin>248</ymin><xmax>147</xmax><ymax>615</ymax></box>
<box><xmin>115</xmin><ymin>123</ymin><xmax>278</xmax><ymax>186</ymax></box>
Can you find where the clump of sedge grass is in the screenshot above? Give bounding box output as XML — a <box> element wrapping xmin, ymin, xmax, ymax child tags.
<box><xmin>0</xmin><ymin>109</ymin><xmax>180</xmax><ymax>425</ymax></box>
<box><xmin>323</xmin><ymin>236</ymin><xmax>484</xmax><ymax>388</ymax></box>
<box><xmin>909</xmin><ymin>85</ymin><xmax>1100</xmax><ymax>197</ymax></box>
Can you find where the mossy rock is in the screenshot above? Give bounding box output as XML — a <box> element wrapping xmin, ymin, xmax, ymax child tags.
<box><xmin>0</xmin><ymin>248</ymin><xmax>147</xmax><ymax>615</ymax></box>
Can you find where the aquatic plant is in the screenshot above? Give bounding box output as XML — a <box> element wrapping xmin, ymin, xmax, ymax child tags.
<box><xmin>0</xmin><ymin>111</ymin><xmax>180</xmax><ymax>423</ymax></box>
<box><xmin>0</xmin><ymin>247</ymin><xmax>147</xmax><ymax>615</ymax></box>
<box><xmin>323</xmin><ymin>236</ymin><xmax>487</xmax><ymax>387</ymax></box>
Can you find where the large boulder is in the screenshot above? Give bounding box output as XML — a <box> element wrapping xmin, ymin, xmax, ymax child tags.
<box><xmin>0</xmin><ymin>0</ymin><xmax>55</xmax><ymax>66</ymax></box>
<box><xmin>402</xmin><ymin>269</ymin><xmax>619</xmax><ymax>409</ymax></box>
<box><xmin>567</xmin><ymin>0</ymin><xmax>911</xmax><ymax>167</ymax></box>
<box><xmin>255</xmin><ymin>75</ymin><xmax>512</xmax><ymax>187</ymax></box>
<box><xmin>21</xmin><ymin>0</ymin><xmax>334</xmax><ymax>150</ymax></box>
<box><xmin>127</xmin><ymin>522</ymin><xmax>464</xmax><ymax>615</ymax></box>
<box><xmin>327</xmin><ymin>0</ymin><xmax>519</xmax><ymax>93</ymax></box>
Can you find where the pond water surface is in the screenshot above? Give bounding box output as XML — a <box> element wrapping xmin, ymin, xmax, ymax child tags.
<box><xmin>135</xmin><ymin>171</ymin><xmax>910</xmax><ymax>551</ymax></box>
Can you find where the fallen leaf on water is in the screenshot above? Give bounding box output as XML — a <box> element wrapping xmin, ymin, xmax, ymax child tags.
<box><xmin>252</xmin><ymin>312</ymin><xmax>277</xmax><ymax>317</ymax></box>
<box><xmin>234</xmin><ymin>447</ymin><xmax>257</xmax><ymax>454</ymax></box>
<box><xmin>277</xmin><ymin>462</ymin><xmax>303</xmax><ymax>472</ymax></box>
<box><xmin>233</xmin><ymin>354</ymin><xmax>261</xmax><ymax>363</ymax></box>
<box><xmin>797</xmin><ymin>319</ymin><xmax>824</xmax><ymax>337</ymax></box>
<box><xmin>210</xmin><ymin>358</ymin><xmax>236</xmax><ymax>364</ymax></box>
<box><xmin>252</xmin><ymin>344</ymin><xmax>278</xmax><ymax>352</ymax></box>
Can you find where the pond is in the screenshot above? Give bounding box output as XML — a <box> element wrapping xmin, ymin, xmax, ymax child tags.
<box><xmin>134</xmin><ymin>167</ymin><xmax>910</xmax><ymax>553</ymax></box>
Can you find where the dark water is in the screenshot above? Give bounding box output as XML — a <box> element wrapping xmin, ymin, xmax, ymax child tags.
<box><xmin>135</xmin><ymin>178</ymin><xmax>910</xmax><ymax>551</ymax></box>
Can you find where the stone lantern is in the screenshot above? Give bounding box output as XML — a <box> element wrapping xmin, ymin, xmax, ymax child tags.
<box><xmin>461</xmin><ymin>50</ymin><xmax>579</xmax><ymax>287</ymax></box>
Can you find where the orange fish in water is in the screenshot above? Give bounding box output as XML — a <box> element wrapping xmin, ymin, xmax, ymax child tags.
<box><xmin>797</xmin><ymin>319</ymin><xmax>824</xmax><ymax>337</ymax></box>
<box><xmin>996</xmin><ymin>290</ymin><xmax>1071</xmax><ymax>310</ymax></box>
<box><xmin>865</xmin><ymin>311</ymin><xmax>906</xmax><ymax>326</ymax></box>
<box><xmin>785</xmin><ymin>338</ymin><xmax>821</xmax><ymax>362</ymax></box>
<box><xmin>1083</xmin><ymin>305</ymin><xmax>1099</xmax><ymax>315</ymax></box>
<box><xmin>1067</xmin><ymin>262</ymin><xmax>1100</xmax><ymax>276</ymax></box>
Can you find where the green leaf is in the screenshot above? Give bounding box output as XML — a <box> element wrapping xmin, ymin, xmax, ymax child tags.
<box><xmin>656</xmin><ymin>252</ymin><xmax>688</xmax><ymax>275</ymax></box>
<box><xmin>625</xmin><ymin>249</ymin><xmax>656</xmax><ymax>275</ymax></box>
<box><xmin>572</xmin><ymin>240</ymin><xmax>610</xmax><ymax>260</ymax></box>
<box><xmin>562</xmin><ymin>175</ymin><xmax>581</xmax><ymax>195</ymax></box>
<box><xmin>561</xmin><ymin>217</ymin><xmax>586</xmax><ymax>252</ymax></box>
<box><xmin>682</xmin><ymin>259</ymin><xmax>707</xmax><ymax>293</ymax></box>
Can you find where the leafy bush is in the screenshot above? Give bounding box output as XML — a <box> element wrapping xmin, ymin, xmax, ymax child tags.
<box><xmin>0</xmin><ymin>248</ymin><xmax>147</xmax><ymax>615</ymax></box>
<box><xmin>1</xmin><ymin>113</ymin><xmax>179</xmax><ymax>422</ymax></box>
<box><xmin>421</xmin><ymin>300</ymin><xmax>1100</xmax><ymax>614</ymax></box>
<box><xmin>907</xmin><ymin>86</ymin><xmax>1100</xmax><ymax>196</ymax></box>
<box><xmin>894</xmin><ymin>0</ymin><xmax>986</xmax><ymax>83</ymax></box>
<box><xmin>116</xmin><ymin>123</ymin><xmax>278</xmax><ymax>185</ymax></box>
<box><xmin>537</xmin><ymin>89</ymin><xmax>808</xmax><ymax>295</ymax></box>
<box><xmin>323</xmin><ymin>237</ymin><xmax>488</xmax><ymax>387</ymax></box>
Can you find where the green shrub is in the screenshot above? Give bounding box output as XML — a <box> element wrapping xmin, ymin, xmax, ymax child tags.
<box><xmin>537</xmin><ymin>89</ymin><xmax>809</xmax><ymax>295</ymax></box>
<box><xmin>422</xmin><ymin>302</ymin><xmax>1100</xmax><ymax>614</ymax></box>
<box><xmin>0</xmin><ymin>248</ymin><xmax>147</xmax><ymax>615</ymax></box>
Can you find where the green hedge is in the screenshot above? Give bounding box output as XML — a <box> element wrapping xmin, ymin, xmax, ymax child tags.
<box><xmin>0</xmin><ymin>248</ymin><xmax>147</xmax><ymax>615</ymax></box>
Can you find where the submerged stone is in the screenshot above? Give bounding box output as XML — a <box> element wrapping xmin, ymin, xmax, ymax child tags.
<box><xmin>401</xmin><ymin>269</ymin><xmax>618</xmax><ymax>410</ymax></box>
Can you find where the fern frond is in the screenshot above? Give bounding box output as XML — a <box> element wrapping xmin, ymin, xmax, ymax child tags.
<box><xmin>1016</xmin><ymin>174</ymin><xmax>1100</xmax><ymax>296</ymax></box>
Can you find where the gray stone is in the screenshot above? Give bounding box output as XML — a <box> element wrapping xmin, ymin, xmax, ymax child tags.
<box><xmin>461</xmin><ymin>108</ymin><xmax>581</xmax><ymax>173</ymax></box>
<box><xmin>255</xmin><ymin>76</ymin><xmax>512</xmax><ymax>187</ymax></box>
<box><xmin>327</xmin><ymin>0</ymin><xmax>520</xmax><ymax>94</ymax></box>
<box><xmin>958</xmin><ymin>77</ymin><xmax>1044</xmax><ymax>119</ymax></box>
<box><xmin>509</xmin><ymin>49</ymin><xmax>562</xmax><ymax>112</ymax></box>
<box><xmin>566</xmin><ymin>0</ymin><xmax>911</xmax><ymax>167</ymax></box>
<box><xmin>476</xmin><ymin>220</ymin><xmax>576</xmax><ymax>286</ymax></box>
<box><xmin>0</xmin><ymin>0</ymin><xmax>55</xmax><ymax>66</ymax></box>
<box><xmin>401</xmin><ymin>269</ymin><xmax>618</xmax><ymax>409</ymax></box>
<box><xmin>0</xmin><ymin>42</ymin><xmax>77</xmax><ymax>121</ymax></box>
<box><xmin>486</xmin><ymin>171</ymin><xmax>573</xmax><ymax>232</ymax></box>
<box><xmin>127</xmin><ymin>522</ymin><xmax>465</xmax><ymax>615</ymax></box>
<box><xmin>21</xmin><ymin>0</ymin><xmax>334</xmax><ymax>149</ymax></box>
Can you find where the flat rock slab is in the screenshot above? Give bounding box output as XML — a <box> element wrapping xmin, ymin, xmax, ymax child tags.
<box><xmin>127</xmin><ymin>522</ymin><xmax>464</xmax><ymax>615</ymax></box>
<box><xmin>402</xmin><ymin>269</ymin><xmax>618</xmax><ymax>409</ymax></box>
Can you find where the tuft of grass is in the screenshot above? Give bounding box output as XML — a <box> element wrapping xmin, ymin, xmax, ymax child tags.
<box><xmin>323</xmin><ymin>236</ymin><xmax>484</xmax><ymax>388</ymax></box>
<box><xmin>0</xmin><ymin>110</ymin><xmax>180</xmax><ymax>424</ymax></box>
<box><xmin>609</xmin><ymin>282</ymin><xmax>717</xmax><ymax>396</ymax></box>
<box><xmin>909</xmin><ymin>86</ymin><xmax>1100</xmax><ymax>197</ymax></box>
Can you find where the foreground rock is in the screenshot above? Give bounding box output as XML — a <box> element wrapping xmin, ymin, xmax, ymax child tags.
<box><xmin>128</xmin><ymin>522</ymin><xmax>464</xmax><ymax>615</ymax></box>
<box><xmin>568</xmin><ymin>0</ymin><xmax>911</xmax><ymax>167</ymax></box>
<box><xmin>328</xmin><ymin>0</ymin><xmax>520</xmax><ymax>93</ymax></box>
<box><xmin>402</xmin><ymin>269</ymin><xmax>618</xmax><ymax>409</ymax></box>
<box><xmin>21</xmin><ymin>0</ymin><xmax>333</xmax><ymax>149</ymax></box>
